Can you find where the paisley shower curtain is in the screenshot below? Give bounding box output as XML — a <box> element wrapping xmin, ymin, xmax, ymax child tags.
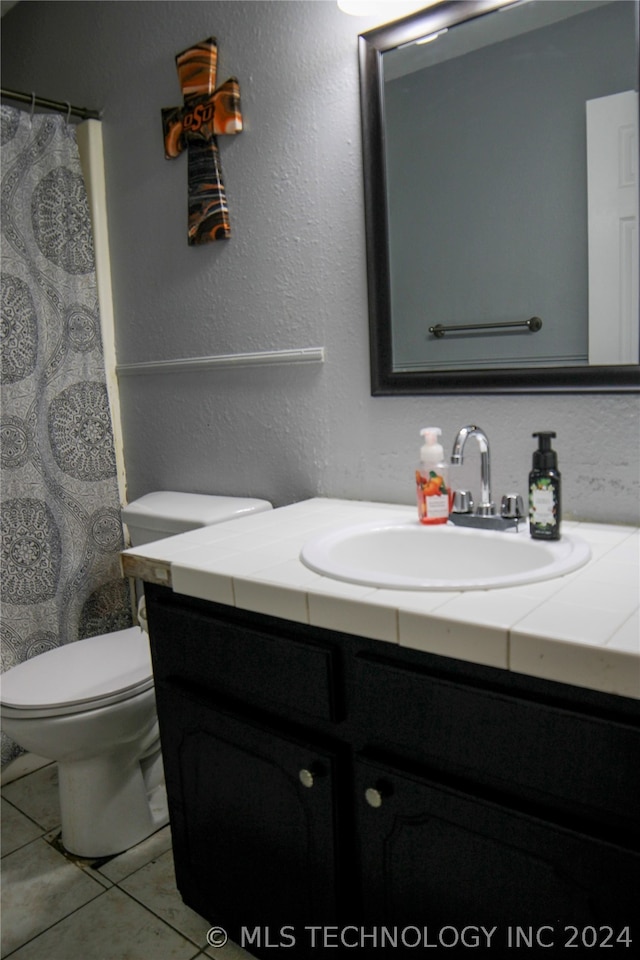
<box><xmin>1</xmin><ymin>105</ymin><xmax>131</xmax><ymax>765</ymax></box>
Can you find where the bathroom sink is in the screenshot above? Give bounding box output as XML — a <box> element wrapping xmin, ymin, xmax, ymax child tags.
<box><xmin>300</xmin><ymin>520</ymin><xmax>591</xmax><ymax>591</ymax></box>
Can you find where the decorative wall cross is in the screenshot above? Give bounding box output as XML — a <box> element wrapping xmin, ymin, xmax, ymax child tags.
<box><xmin>162</xmin><ymin>37</ymin><xmax>242</xmax><ymax>244</ymax></box>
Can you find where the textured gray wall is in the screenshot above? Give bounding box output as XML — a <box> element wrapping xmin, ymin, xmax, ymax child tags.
<box><xmin>2</xmin><ymin>1</ymin><xmax>638</xmax><ymax>523</ymax></box>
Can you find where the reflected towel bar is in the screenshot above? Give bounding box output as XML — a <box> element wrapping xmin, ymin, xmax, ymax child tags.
<box><xmin>429</xmin><ymin>317</ymin><xmax>543</xmax><ymax>339</ymax></box>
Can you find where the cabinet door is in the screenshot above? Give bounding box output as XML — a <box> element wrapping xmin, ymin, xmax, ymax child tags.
<box><xmin>356</xmin><ymin>757</ymin><xmax>639</xmax><ymax>934</ymax></box>
<box><xmin>158</xmin><ymin>682</ymin><xmax>341</xmax><ymax>940</ymax></box>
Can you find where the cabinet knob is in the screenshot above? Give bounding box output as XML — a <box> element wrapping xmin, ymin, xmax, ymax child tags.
<box><xmin>365</xmin><ymin>781</ymin><xmax>393</xmax><ymax>808</ymax></box>
<box><xmin>299</xmin><ymin>763</ymin><xmax>326</xmax><ymax>789</ymax></box>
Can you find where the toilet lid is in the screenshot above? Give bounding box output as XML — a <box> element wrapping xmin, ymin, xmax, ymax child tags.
<box><xmin>0</xmin><ymin>627</ymin><xmax>153</xmax><ymax>712</ymax></box>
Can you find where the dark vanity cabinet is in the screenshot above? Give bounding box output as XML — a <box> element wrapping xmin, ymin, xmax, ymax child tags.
<box><xmin>145</xmin><ymin>585</ymin><xmax>640</xmax><ymax>957</ymax></box>
<box><xmin>156</xmin><ymin>686</ymin><xmax>342</xmax><ymax>934</ymax></box>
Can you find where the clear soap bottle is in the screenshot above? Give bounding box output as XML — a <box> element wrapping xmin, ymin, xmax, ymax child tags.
<box><xmin>416</xmin><ymin>427</ymin><xmax>451</xmax><ymax>525</ymax></box>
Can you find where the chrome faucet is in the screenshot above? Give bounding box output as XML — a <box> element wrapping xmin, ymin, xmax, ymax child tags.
<box><xmin>450</xmin><ymin>425</ymin><xmax>524</xmax><ymax>531</ymax></box>
<box><xmin>451</xmin><ymin>424</ymin><xmax>495</xmax><ymax>516</ymax></box>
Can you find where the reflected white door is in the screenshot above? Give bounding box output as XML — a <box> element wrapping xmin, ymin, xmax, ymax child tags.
<box><xmin>586</xmin><ymin>90</ymin><xmax>639</xmax><ymax>365</ymax></box>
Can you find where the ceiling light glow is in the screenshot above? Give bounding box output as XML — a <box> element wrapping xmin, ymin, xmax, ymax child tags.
<box><xmin>337</xmin><ymin>1</ymin><xmax>429</xmax><ymax>19</ymax></box>
<box><xmin>416</xmin><ymin>27</ymin><xmax>448</xmax><ymax>44</ymax></box>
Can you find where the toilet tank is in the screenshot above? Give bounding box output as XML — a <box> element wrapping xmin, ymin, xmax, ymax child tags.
<box><xmin>122</xmin><ymin>491</ymin><xmax>272</xmax><ymax>546</ymax></box>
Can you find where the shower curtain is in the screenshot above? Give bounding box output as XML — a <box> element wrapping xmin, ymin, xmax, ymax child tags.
<box><xmin>1</xmin><ymin>105</ymin><xmax>132</xmax><ymax>765</ymax></box>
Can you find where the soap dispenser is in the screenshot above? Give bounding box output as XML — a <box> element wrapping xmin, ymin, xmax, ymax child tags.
<box><xmin>416</xmin><ymin>427</ymin><xmax>451</xmax><ymax>525</ymax></box>
<box><xmin>529</xmin><ymin>431</ymin><xmax>561</xmax><ymax>540</ymax></box>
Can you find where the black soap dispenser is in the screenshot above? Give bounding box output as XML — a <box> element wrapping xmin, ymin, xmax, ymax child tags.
<box><xmin>529</xmin><ymin>432</ymin><xmax>561</xmax><ymax>540</ymax></box>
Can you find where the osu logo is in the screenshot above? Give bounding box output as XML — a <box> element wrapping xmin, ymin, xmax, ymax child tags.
<box><xmin>183</xmin><ymin>102</ymin><xmax>215</xmax><ymax>133</ymax></box>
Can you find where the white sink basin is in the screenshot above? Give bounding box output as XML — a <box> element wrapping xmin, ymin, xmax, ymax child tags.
<box><xmin>300</xmin><ymin>520</ymin><xmax>591</xmax><ymax>591</ymax></box>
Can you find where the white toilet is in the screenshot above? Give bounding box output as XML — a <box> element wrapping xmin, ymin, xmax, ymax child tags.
<box><xmin>0</xmin><ymin>492</ymin><xmax>272</xmax><ymax>859</ymax></box>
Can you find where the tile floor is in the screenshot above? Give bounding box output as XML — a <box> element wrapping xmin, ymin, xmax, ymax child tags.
<box><xmin>1</xmin><ymin>753</ymin><xmax>255</xmax><ymax>960</ymax></box>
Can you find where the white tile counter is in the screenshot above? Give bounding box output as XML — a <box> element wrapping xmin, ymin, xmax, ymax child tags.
<box><xmin>122</xmin><ymin>498</ymin><xmax>640</xmax><ymax>700</ymax></box>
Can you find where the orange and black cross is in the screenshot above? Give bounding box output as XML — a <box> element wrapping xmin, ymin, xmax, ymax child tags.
<box><xmin>162</xmin><ymin>37</ymin><xmax>242</xmax><ymax>244</ymax></box>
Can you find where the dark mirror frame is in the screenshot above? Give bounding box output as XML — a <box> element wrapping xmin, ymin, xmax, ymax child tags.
<box><xmin>359</xmin><ymin>0</ymin><xmax>640</xmax><ymax>395</ymax></box>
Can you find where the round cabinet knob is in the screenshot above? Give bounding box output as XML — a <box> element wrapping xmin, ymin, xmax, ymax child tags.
<box><xmin>299</xmin><ymin>763</ymin><xmax>326</xmax><ymax>789</ymax></box>
<box><xmin>299</xmin><ymin>768</ymin><xmax>315</xmax><ymax>788</ymax></box>
<box><xmin>365</xmin><ymin>787</ymin><xmax>384</xmax><ymax>808</ymax></box>
<box><xmin>365</xmin><ymin>781</ymin><xmax>393</xmax><ymax>808</ymax></box>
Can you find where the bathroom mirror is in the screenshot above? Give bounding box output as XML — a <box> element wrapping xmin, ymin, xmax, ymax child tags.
<box><xmin>359</xmin><ymin>0</ymin><xmax>640</xmax><ymax>394</ymax></box>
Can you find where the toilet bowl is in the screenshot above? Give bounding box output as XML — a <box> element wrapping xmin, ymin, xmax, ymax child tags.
<box><xmin>0</xmin><ymin>492</ymin><xmax>272</xmax><ymax>858</ymax></box>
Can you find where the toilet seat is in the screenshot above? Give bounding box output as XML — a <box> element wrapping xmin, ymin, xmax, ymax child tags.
<box><xmin>0</xmin><ymin>627</ymin><xmax>154</xmax><ymax>719</ymax></box>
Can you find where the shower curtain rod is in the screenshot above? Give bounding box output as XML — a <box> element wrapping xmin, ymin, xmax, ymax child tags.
<box><xmin>1</xmin><ymin>87</ymin><xmax>101</xmax><ymax>121</ymax></box>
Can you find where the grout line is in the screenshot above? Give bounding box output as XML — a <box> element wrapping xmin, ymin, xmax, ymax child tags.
<box><xmin>0</xmin><ymin>794</ymin><xmax>52</xmax><ymax>834</ymax></box>
<box><xmin>0</xmin><ymin>758</ymin><xmax>55</xmax><ymax>789</ymax></box>
<box><xmin>113</xmin><ymin>882</ymin><xmax>208</xmax><ymax>951</ymax></box>
<box><xmin>0</xmin><ymin>803</ymin><xmax>59</xmax><ymax>865</ymax></box>
<box><xmin>1</xmin><ymin>766</ymin><xmax>246</xmax><ymax>959</ymax></box>
<box><xmin>0</xmin><ymin>866</ymin><xmax>106</xmax><ymax>959</ymax></box>
<box><xmin>0</xmin><ymin>773</ymin><xmax>189</xmax><ymax>955</ymax></box>
<box><xmin>0</xmin><ymin>838</ymin><xmax>202</xmax><ymax>959</ymax></box>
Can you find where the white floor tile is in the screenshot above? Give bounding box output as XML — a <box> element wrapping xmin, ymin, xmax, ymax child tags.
<box><xmin>120</xmin><ymin>849</ymin><xmax>212</xmax><ymax>946</ymax></box>
<box><xmin>0</xmin><ymin>837</ymin><xmax>103</xmax><ymax>956</ymax></box>
<box><xmin>1</xmin><ymin>754</ymin><xmax>52</xmax><ymax>787</ymax></box>
<box><xmin>6</xmin><ymin>886</ymin><xmax>201</xmax><ymax>960</ymax></box>
<box><xmin>203</xmin><ymin>937</ymin><xmax>258</xmax><ymax>959</ymax></box>
<box><xmin>0</xmin><ymin>763</ymin><xmax>256</xmax><ymax>960</ymax></box>
<box><xmin>96</xmin><ymin>824</ymin><xmax>173</xmax><ymax>884</ymax></box>
<box><xmin>1</xmin><ymin>798</ymin><xmax>44</xmax><ymax>857</ymax></box>
<box><xmin>1</xmin><ymin>763</ymin><xmax>60</xmax><ymax>832</ymax></box>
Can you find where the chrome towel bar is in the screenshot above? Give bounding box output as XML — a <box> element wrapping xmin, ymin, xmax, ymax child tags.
<box><xmin>429</xmin><ymin>316</ymin><xmax>543</xmax><ymax>339</ymax></box>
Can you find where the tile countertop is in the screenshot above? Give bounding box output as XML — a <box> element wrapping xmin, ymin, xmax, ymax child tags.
<box><xmin>121</xmin><ymin>498</ymin><xmax>640</xmax><ymax>701</ymax></box>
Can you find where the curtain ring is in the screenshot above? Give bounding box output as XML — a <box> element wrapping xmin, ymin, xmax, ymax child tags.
<box><xmin>29</xmin><ymin>92</ymin><xmax>36</xmax><ymax>118</ymax></box>
<box><xmin>64</xmin><ymin>101</ymin><xmax>72</xmax><ymax>124</ymax></box>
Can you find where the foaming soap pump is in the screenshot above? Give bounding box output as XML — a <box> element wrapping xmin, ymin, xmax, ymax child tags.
<box><xmin>416</xmin><ymin>427</ymin><xmax>451</xmax><ymax>525</ymax></box>
<box><xmin>529</xmin><ymin>431</ymin><xmax>561</xmax><ymax>540</ymax></box>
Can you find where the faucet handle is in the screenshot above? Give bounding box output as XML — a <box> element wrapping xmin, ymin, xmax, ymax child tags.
<box><xmin>452</xmin><ymin>490</ymin><xmax>474</xmax><ymax>514</ymax></box>
<box><xmin>500</xmin><ymin>493</ymin><xmax>525</xmax><ymax>520</ymax></box>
